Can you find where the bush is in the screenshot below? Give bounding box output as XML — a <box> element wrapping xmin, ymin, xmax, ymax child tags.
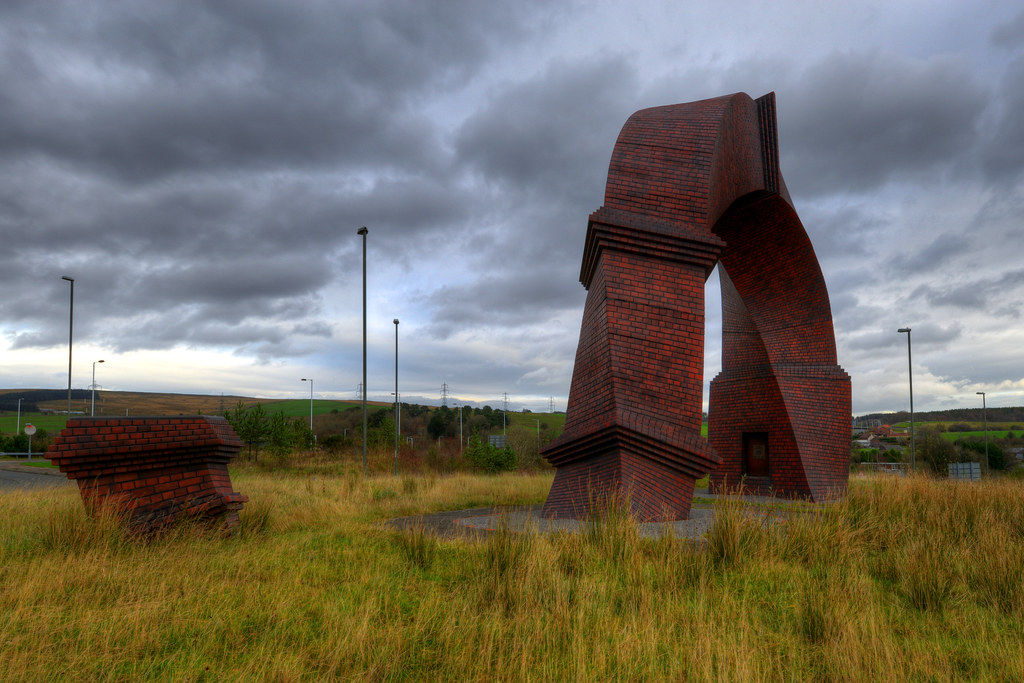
<box><xmin>918</xmin><ymin>427</ymin><xmax>958</xmax><ymax>474</ymax></box>
<box><xmin>958</xmin><ymin>439</ymin><xmax>1005</xmax><ymax>471</ymax></box>
<box><xmin>506</xmin><ymin>424</ymin><xmax>544</xmax><ymax>469</ymax></box>
<box><xmin>463</xmin><ymin>435</ymin><xmax>516</xmax><ymax>473</ymax></box>
<box><xmin>1</xmin><ymin>433</ymin><xmax>29</xmax><ymax>453</ymax></box>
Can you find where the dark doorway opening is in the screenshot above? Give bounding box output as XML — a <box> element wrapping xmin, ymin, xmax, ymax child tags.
<box><xmin>743</xmin><ymin>432</ymin><xmax>769</xmax><ymax>477</ymax></box>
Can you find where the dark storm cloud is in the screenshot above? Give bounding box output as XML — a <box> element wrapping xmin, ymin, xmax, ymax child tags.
<box><xmin>980</xmin><ymin>52</ymin><xmax>1024</xmax><ymax>183</ymax></box>
<box><xmin>416</xmin><ymin>57</ymin><xmax>640</xmax><ymax>339</ymax></box>
<box><xmin>886</xmin><ymin>233</ymin><xmax>971</xmax><ymax>275</ymax></box>
<box><xmin>0</xmin><ymin>0</ymin><xmax>542</xmax><ymax>182</ymax></box>
<box><xmin>909</xmin><ymin>269</ymin><xmax>1024</xmax><ymax>315</ymax></box>
<box><xmin>991</xmin><ymin>8</ymin><xmax>1024</xmax><ymax>47</ymax></box>
<box><xmin>421</xmin><ymin>269</ymin><xmax>586</xmax><ymax>341</ymax></box>
<box><xmin>454</xmin><ymin>56</ymin><xmax>637</xmax><ymax>202</ymax></box>
<box><xmin>799</xmin><ymin>203</ymin><xmax>887</xmax><ymax>264</ymax></box>
<box><xmin>843</xmin><ymin>320</ymin><xmax>962</xmax><ymax>355</ymax></box>
<box><xmin>781</xmin><ymin>50</ymin><xmax>988</xmax><ymax>195</ymax></box>
<box><xmin>930</xmin><ymin>348</ymin><xmax>1024</xmax><ymax>388</ymax></box>
<box><xmin>0</xmin><ymin>1</ymin><xmax>558</xmax><ymax>358</ymax></box>
<box><xmin>2</xmin><ymin>1</ymin><xmax>1021</xmax><ymax>414</ymax></box>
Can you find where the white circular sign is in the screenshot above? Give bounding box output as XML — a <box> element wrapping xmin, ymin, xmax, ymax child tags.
<box><xmin>23</xmin><ymin>423</ymin><xmax>36</xmax><ymax>436</ymax></box>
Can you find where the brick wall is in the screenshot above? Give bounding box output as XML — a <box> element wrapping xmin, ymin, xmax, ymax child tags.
<box><xmin>50</xmin><ymin>416</ymin><xmax>248</xmax><ymax>532</ymax></box>
<box><xmin>542</xmin><ymin>91</ymin><xmax>850</xmax><ymax>519</ymax></box>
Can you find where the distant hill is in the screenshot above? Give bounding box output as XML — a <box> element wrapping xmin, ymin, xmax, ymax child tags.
<box><xmin>857</xmin><ymin>406</ymin><xmax>1024</xmax><ymax>424</ymax></box>
<box><xmin>0</xmin><ymin>389</ymin><xmax>90</xmax><ymax>412</ymax></box>
<box><xmin>0</xmin><ymin>389</ymin><xmax>388</xmax><ymax>417</ymax></box>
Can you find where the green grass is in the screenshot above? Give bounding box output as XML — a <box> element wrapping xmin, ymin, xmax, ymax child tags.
<box><xmin>507</xmin><ymin>411</ymin><xmax>566</xmax><ymax>436</ymax></box>
<box><xmin>1</xmin><ymin>470</ymin><xmax>1022</xmax><ymax>680</ymax></box>
<box><xmin>260</xmin><ymin>399</ymin><xmax>362</xmax><ymax>419</ymax></box>
<box><xmin>0</xmin><ymin>412</ymin><xmax>70</xmax><ymax>436</ymax></box>
<box><xmin>942</xmin><ymin>429</ymin><xmax>1015</xmax><ymax>441</ymax></box>
<box><xmin>1</xmin><ymin>459</ymin><xmax>56</xmax><ymax>468</ymax></box>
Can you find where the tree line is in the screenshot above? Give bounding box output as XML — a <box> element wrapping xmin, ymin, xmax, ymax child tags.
<box><xmin>223</xmin><ymin>401</ymin><xmax>314</xmax><ymax>461</ymax></box>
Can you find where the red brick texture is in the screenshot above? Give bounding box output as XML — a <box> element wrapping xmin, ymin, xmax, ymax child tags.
<box><xmin>50</xmin><ymin>416</ymin><xmax>248</xmax><ymax>532</ymax></box>
<box><xmin>542</xmin><ymin>92</ymin><xmax>850</xmax><ymax>520</ymax></box>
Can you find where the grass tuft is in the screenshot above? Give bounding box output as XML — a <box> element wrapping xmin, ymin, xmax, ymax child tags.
<box><xmin>395</xmin><ymin>517</ymin><xmax>437</xmax><ymax>571</ymax></box>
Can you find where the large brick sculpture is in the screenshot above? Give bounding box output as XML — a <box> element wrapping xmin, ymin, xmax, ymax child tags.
<box><xmin>50</xmin><ymin>416</ymin><xmax>248</xmax><ymax>532</ymax></box>
<box><xmin>541</xmin><ymin>92</ymin><xmax>850</xmax><ymax>521</ymax></box>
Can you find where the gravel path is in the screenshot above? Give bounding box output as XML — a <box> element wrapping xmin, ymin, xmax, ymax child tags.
<box><xmin>386</xmin><ymin>489</ymin><xmax>788</xmax><ymax>542</ymax></box>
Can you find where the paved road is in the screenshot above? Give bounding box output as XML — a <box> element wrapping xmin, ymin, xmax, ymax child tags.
<box><xmin>0</xmin><ymin>464</ymin><xmax>72</xmax><ymax>491</ymax></box>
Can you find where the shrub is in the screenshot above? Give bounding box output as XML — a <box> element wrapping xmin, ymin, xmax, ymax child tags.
<box><xmin>463</xmin><ymin>435</ymin><xmax>516</xmax><ymax>473</ymax></box>
<box><xmin>958</xmin><ymin>439</ymin><xmax>1005</xmax><ymax>471</ymax></box>
<box><xmin>320</xmin><ymin>434</ymin><xmax>350</xmax><ymax>452</ymax></box>
<box><xmin>507</xmin><ymin>424</ymin><xmax>544</xmax><ymax>469</ymax></box>
<box><xmin>918</xmin><ymin>426</ymin><xmax>958</xmax><ymax>474</ymax></box>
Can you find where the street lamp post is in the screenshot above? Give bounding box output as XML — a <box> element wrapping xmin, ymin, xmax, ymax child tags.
<box><xmin>301</xmin><ymin>378</ymin><xmax>314</xmax><ymax>448</ymax></box>
<box><xmin>16</xmin><ymin>398</ymin><xmax>22</xmax><ymax>434</ymax></box>
<box><xmin>358</xmin><ymin>226</ymin><xmax>368</xmax><ymax>475</ymax></box>
<box><xmin>393</xmin><ymin>318</ymin><xmax>399</xmax><ymax>477</ymax></box>
<box><xmin>897</xmin><ymin>328</ymin><xmax>915</xmax><ymax>470</ymax></box>
<box><xmin>977</xmin><ymin>391</ymin><xmax>988</xmax><ymax>476</ymax></box>
<box><xmin>91</xmin><ymin>359</ymin><xmax>105</xmax><ymax>416</ymax></box>
<box><xmin>62</xmin><ymin>276</ymin><xmax>74</xmax><ymax>418</ymax></box>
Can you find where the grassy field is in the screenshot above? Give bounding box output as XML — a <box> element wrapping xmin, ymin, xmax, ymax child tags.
<box><xmin>1</xmin><ymin>468</ymin><xmax>1022</xmax><ymax>680</ymax></box>
<box><xmin>256</xmin><ymin>399</ymin><xmax>363</xmax><ymax>419</ymax></box>
<box><xmin>0</xmin><ymin>392</ymin><xmax>384</xmax><ymax>436</ymax></box>
<box><xmin>34</xmin><ymin>391</ymin><xmax>258</xmax><ymax>416</ymax></box>
<box><xmin>0</xmin><ymin>412</ymin><xmax>70</xmax><ymax>435</ymax></box>
<box><xmin>942</xmin><ymin>430</ymin><xmax>1017</xmax><ymax>441</ymax></box>
<box><xmin>507</xmin><ymin>411</ymin><xmax>566</xmax><ymax>436</ymax></box>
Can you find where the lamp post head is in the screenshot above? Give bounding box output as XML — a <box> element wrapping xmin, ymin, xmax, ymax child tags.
<box><xmin>62</xmin><ymin>275</ymin><xmax>74</xmax><ymax>282</ymax></box>
<box><xmin>394</xmin><ymin>318</ymin><xmax>399</xmax><ymax>325</ymax></box>
<box><xmin>357</xmin><ymin>226</ymin><xmax>368</xmax><ymax>235</ymax></box>
<box><xmin>301</xmin><ymin>378</ymin><xmax>309</xmax><ymax>382</ymax></box>
<box><xmin>977</xmin><ymin>391</ymin><xmax>985</xmax><ymax>396</ymax></box>
<box><xmin>97</xmin><ymin>359</ymin><xmax>104</xmax><ymax>364</ymax></box>
<box><xmin>897</xmin><ymin>327</ymin><xmax>910</xmax><ymax>333</ymax></box>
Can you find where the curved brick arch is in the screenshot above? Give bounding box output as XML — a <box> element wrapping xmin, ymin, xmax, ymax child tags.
<box><xmin>541</xmin><ymin>92</ymin><xmax>850</xmax><ymax>520</ymax></box>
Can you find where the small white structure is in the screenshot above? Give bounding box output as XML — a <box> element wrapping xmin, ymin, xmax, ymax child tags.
<box><xmin>948</xmin><ymin>461</ymin><xmax>981</xmax><ymax>482</ymax></box>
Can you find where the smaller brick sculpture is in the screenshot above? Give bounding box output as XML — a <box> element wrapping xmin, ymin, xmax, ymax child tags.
<box><xmin>50</xmin><ymin>416</ymin><xmax>248</xmax><ymax>532</ymax></box>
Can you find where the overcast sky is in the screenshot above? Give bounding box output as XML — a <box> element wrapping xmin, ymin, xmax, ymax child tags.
<box><xmin>2</xmin><ymin>1</ymin><xmax>1023</xmax><ymax>415</ymax></box>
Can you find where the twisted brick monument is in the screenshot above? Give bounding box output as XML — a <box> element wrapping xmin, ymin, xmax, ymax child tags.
<box><xmin>541</xmin><ymin>92</ymin><xmax>850</xmax><ymax>521</ymax></box>
<box><xmin>50</xmin><ymin>416</ymin><xmax>248</xmax><ymax>532</ymax></box>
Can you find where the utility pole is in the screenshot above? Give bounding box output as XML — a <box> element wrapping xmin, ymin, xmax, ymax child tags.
<box><xmin>62</xmin><ymin>276</ymin><xmax>74</xmax><ymax>418</ymax></box>
<box><xmin>358</xmin><ymin>226</ymin><xmax>368</xmax><ymax>475</ymax></box>
<box><xmin>897</xmin><ymin>328</ymin><xmax>915</xmax><ymax>470</ymax></box>
<box><xmin>502</xmin><ymin>392</ymin><xmax>509</xmax><ymax>435</ymax></box>
<box><xmin>394</xmin><ymin>318</ymin><xmax>399</xmax><ymax>477</ymax></box>
<box><xmin>977</xmin><ymin>391</ymin><xmax>989</xmax><ymax>476</ymax></box>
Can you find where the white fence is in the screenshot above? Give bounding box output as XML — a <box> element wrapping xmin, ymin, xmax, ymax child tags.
<box><xmin>855</xmin><ymin>462</ymin><xmax>909</xmax><ymax>475</ymax></box>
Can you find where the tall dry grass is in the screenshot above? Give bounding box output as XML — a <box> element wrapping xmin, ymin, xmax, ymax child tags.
<box><xmin>0</xmin><ymin>470</ymin><xmax>1022</xmax><ymax>680</ymax></box>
